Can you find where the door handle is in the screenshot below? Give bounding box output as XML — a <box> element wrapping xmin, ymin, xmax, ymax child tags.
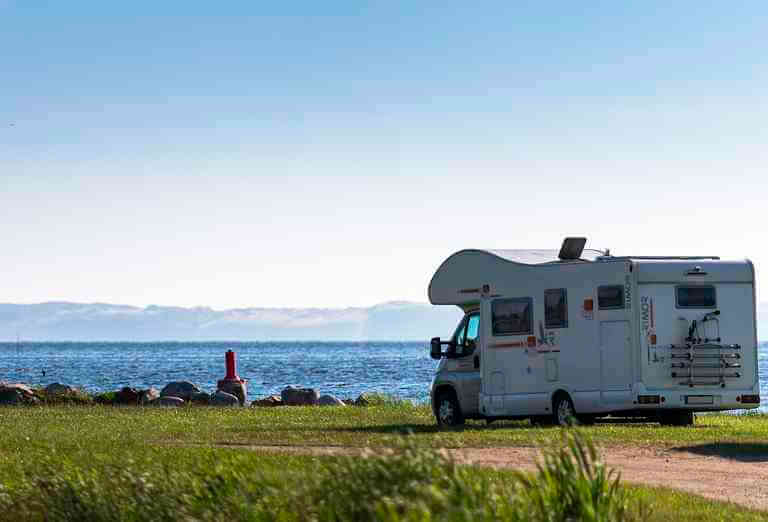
<box><xmin>474</xmin><ymin>355</ymin><xmax>480</xmax><ymax>369</ymax></box>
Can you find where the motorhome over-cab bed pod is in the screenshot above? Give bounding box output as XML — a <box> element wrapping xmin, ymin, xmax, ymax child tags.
<box><xmin>426</xmin><ymin>238</ymin><xmax>760</xmax><ymax>427</ymax></box>
<box><xmin>428</xmin><ymin>248</ymin><xmax>600</xmax><ymax>308</ymax></box>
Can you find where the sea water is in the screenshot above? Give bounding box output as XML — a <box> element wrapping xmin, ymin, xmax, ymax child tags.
<box><xmin>1</xmin><ymin>341</ymin><xmax>767</xmax><ymax>410</ymax></box>
<box><xmin>0</xmin><ymin>342</ymin><xmax>433</xmax><ymax>402</ymax></box>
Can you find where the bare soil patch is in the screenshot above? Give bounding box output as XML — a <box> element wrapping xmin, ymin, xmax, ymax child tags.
<box><xmin>215</xmin><ymin>442</ymin><xmax>768</xmax><ymax>511</ymax></box>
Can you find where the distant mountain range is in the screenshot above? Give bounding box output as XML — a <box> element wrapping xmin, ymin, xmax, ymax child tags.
<box><xmin>0</xmin><ymin>301</ymin><xmax>765</xmax><ymax>342</ymax></box>
<box><xmin>0</xmin><ymin>301</ymin><xmax>463</xmax><ymax>341</ymax></box>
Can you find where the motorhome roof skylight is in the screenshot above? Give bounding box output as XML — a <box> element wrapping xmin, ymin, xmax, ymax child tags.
<box><xmin>558</xmin><ymin>237</ymin><xmax>587</xmax><ymax>260</ymax></box>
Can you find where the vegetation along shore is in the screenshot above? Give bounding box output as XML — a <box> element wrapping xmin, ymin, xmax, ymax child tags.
<box><xmin>1</xmin><ymin>394</ymin><xmax>768</xmax><ymax>520</ymax></box>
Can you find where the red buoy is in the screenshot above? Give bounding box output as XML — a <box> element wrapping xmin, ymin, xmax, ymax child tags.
<box><xmin>225</xmin><ymin>350</ymin><xmax>238</xmax><ymax>380</ymax></box>
<box><xmin>217</xmin><ymin>350</ymin><xmax>247</xmax><ymax>405</ymax></box>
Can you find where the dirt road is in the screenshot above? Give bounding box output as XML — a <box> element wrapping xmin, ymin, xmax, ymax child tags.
<box><xmin>221</xmin><ymin>443</ymin><xmax>768</xmax><ymax>511</ymax></box>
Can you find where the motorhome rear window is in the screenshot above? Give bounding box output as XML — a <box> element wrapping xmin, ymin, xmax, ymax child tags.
<box><xmin>544</xmin><ymin>288</ymin><xmax>568</xmax><ymax>328</ymax></box>
<box><xmin>598</xmin><ymin>286</ymin><xmax>624</xmax><ymax>310</ymax></box>
<box><xmin>676</xmin><ymin>286</ymin><xmax>716</xmax><ymax>308</ymax></box>
<box><xmin>492</xmin><ymin>297</ymin><xmax>532</xmax><ymax>335</ymax></box>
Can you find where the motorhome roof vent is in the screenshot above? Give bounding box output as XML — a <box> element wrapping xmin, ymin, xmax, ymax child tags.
<box><xmin>558</xmin><ymin>237</ymin><xmax>587</xmax><ymax>260</ymax></box>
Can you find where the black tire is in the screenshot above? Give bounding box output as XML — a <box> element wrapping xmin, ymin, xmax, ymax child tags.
<box><xmin>553</xmin><ymin>393</ymin><xmax>577</xmax><ymax>426</ymax></box>
<box><xmin>659</xmin><ymin>410</ymin><xmax>694</xmax><ymax>426</ymax></box>
<box><xmin>434</xmin><ymin>391</ymin><xmax>465</xmax><ymax>427</ymax></box>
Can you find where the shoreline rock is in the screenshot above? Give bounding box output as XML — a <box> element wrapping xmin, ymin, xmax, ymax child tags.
<box><xmin>189</xmin><ymin>391</ymin><xmax>212</xmax><ymax>405</ymax></box>
<box><xmin>150</xmin><ymin>396</ymin><xmax>185</xmax><ymax>407</ymax></box>
<box><xmin>139</xmin><ymin>387</ymin><xmax>159</xmax><ymax>405</ymax></box>
<box><xmin>252</xmin><ymin>395</ymin><xmax>282</xmax><ymax>407</ymax></box>
<box><xmin>115</xmin><ymin>387</ymin><xmax>140</xmax><ymax>405</ymax></box>
<box><xmin>281</xmin><ymin>386</ymin><xmax>319</xmax><ymax>406</ymax></box>
<box><xmin>0</xmin><ymin>380</ymin><xmax>401</xmax><ymax>410</ymax></box>
<box><xmin>211</xmin><ymin>390</ymin><xmax>239</xmax><ymax>407</ymax></box>
<box><xmin>160</xmin><ymin>381</ymin><xmax>201</xmax><ymax>402</ymax></box>
<box><xmin>44</xmin><ymin>383</ymin><xmax>75</xmax><ymax>395</ymax></box>
<box><xmin>0</xmin><ymin>383</ymin><xmax>39</xmax><ymax>405</ymax></box>
<box><xmin>318</xmin><ymin>394</ymin><xmax>345</xmax><ymax>407</ymax></box>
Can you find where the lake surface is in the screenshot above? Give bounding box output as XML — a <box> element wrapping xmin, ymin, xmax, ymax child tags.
<box><xmin>1</xmin><ymin>342</ymin><xmax>767</xmax><ymax>409</ymax></box>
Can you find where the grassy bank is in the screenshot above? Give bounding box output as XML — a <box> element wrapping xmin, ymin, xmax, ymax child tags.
<box><xmin>1</xmin><ymin>405</ymin><xmax>767</xmax><ymax>520</ymax></box>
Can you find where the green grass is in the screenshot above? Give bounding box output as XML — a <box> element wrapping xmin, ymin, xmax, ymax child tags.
<box><xmin>3</xmin><ymin>404</ymin><xmax>767</xmax><ymax>450</ymax></box>
<box><xmin>0</xmin><ymin>405</ymin><xmax>767</xmax><ymax>520</ymax></box>
<box><xmin>633</xmin><ymin>486</ymin><xmax>768</xmax><ymax>522</ymax></box>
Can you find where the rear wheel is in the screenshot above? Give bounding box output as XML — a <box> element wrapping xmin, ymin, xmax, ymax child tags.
<box><xmin>434</xmin><ymin>391</ymin><xmax>465</xmax><ymax>427</ymax></box>
<box><xmin>659</xmin><ymin>410</ymin><xmax>694</xmax><ymax>426</ymax></box>
<box><xmin>553</xmin><ymin>394</ymin><xmax>577</xmax><ymax>426</ymax></box>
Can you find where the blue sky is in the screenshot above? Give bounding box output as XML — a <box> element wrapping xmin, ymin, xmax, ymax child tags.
<box><xmin>1</xmin><ymin>2</ymin><xmax>767</xmax><ymax>308</ymax></box>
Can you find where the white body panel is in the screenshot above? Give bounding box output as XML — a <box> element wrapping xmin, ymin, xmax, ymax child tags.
<box><xmin>428</xmin><ymin>250</ymin><xmax>759</xmax><ymax>418</ymax></box>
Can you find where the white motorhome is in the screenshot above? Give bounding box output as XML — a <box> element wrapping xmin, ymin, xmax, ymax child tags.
<box><xmin>428</xmin><ymin>238</ymin><xmax>760</xmax><ymax>426</ymax></box>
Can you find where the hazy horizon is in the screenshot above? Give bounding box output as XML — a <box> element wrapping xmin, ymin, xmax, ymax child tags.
<box><xmin>1</xmin><ymin>300</ymin><xmax>766</xmax><ymax>342</ymax></box>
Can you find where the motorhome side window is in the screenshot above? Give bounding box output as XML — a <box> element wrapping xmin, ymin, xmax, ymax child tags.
<box><xmin>544</xmin><ymin>289</ymin><xmax>568</xmax><ymax>328</ymax></box>
<box><xmin>598</xmin><ymin>285</ymin><xmax>624</xmax><ymax>310</ymax></box>
<box><xmin>492</xmin><ymin>297</ymin><xmax>533</xmax><ymax>336</ymax></box>
<box><xmin>676</xmin><ymin>286</ymin><xmax>716</xmax><ymax>308</ymax></box>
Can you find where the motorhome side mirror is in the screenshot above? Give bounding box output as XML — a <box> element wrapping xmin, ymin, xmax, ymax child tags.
<box><xmin>430</xmin><ymin>337</ymin><xmax>442</xmax><ymax>359</ymax></box>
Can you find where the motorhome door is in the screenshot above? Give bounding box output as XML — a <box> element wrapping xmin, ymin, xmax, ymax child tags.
<box><xmin>599</xmin><ymin>320</ymin><xmax>632</xmax><ymax>404</ymax></box>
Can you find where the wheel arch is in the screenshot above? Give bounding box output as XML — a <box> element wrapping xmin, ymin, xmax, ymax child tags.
<box><xmin>432</xmin><ymin>383</ymin><xmax>459</xmax><ymax>412</ymax></box>
<box><xmin>550</xmin><ymin>388</ymin><xmax>573</xmax><ymax>409</ymax></box>
<box><xmin>432</xmin><ymin>382</ymin><xmax>461</xmax><ymax>415</ymax></box>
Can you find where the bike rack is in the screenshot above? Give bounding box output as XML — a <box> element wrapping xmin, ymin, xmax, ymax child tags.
<box><xmin>668</xmin><ymin>343</ymin><xmax>742</xmax><ymax>387</ymax></box>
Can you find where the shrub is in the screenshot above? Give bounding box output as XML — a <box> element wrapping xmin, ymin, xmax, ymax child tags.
<box><xmin>0</xmin><ymin>432</ymin><xmax>645</xmax><ymax>521</ymax></box>
<box><xmin>93</xmin><ymin>391</ymin><xmax>117</xmax><ymax>405</ymax></box>
<box><xmin>355</xmin><ymin>392</ymin><xmax>411</xmax><ymax>407</ymax></box>
<box><xmin>515</xmin><ymin>431</ymin><xmax>641</xmax><ymax>521</ymax></box>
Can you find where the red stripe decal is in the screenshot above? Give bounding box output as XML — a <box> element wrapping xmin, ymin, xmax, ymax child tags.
<box><xmin>490</xmin><ymin>341</ymin><xmax>525</xmax><ymax>348</ymax></box>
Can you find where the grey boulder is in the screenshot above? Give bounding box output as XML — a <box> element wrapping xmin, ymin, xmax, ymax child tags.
<box><xmin>0</xmin><ymin>383</ymin><xmax>39</xmax><ymax>405</ymax></box>
<box><xmin>139</xmin><ymin>387</ymin><xmax>160</xmax><ymax>405</ymax></box>
<box><xmin>318</xmin><ymin>394</ymin><xmax>346</xmax><ymax>407</ymax></box>
<box><xmin>44</xmin><ymin>383</ymin><xmax>75</xmax><ymax>395</ymax></box>
<box><xmin>150</xmin><ymin>396</ymin><xmax>185</xmax><ymax>407</ymax></box>
<box><xmin>160</xmin><ymin>381</ymin><xmax>201</xmax><ymax>401</ymax></box>
<box><xmin>281</xmin><ymin>386</ymin><xmax>319</xmax><ymax>406</ymax></box>
<box><xmin>210</xmin><ymin>390</ymin><xmax>239</xmax><ymax>407</ymax></box>
<box><xmin>251</xmin><ymin>395</ymin><xmax>282</xmax><ymax>407</ymax></box>
<box><xmin>115</xmin><ymin>387</ymin><xmax>140</xmax><ymax>405</ymax></box>
<box><xmin>217</xmin><ymin>379</ymin><xmax>247</xmax><ymax>405</ymax></box>
<box><xmin>189</xmin><ymin>391</ymin><xmax>212</xmax><ymax>405</ymax></box>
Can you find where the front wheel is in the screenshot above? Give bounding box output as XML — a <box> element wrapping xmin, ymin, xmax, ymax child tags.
<box><xmin>434</xmin><ymin>392</ymin><xmax>465</xmax><ymax>427</ymax></box>
<box><xmin>553</xmin><ymin>394</ymin><xmax>577</xmax><ymax>426</ymax></box>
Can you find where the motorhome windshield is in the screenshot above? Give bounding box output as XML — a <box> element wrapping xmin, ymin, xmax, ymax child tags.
<box><xmin>452</xmin><ymin>313</ymin><xmax>479</xmax><ymax>356</ymax></box>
